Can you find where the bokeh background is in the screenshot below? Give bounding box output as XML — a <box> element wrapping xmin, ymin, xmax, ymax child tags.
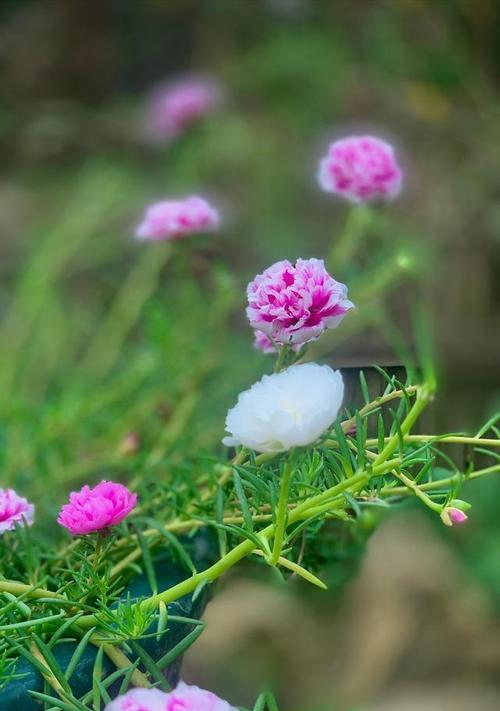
<box><xmin>1</xmin><ymin>1</ymin><xmax>500</xmax><ymax>710</ymax></box>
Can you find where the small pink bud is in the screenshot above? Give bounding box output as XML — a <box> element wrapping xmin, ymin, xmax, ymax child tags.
<box><xmin>441</xmin><ymin>506</ymin><xmax>468</xmax><ymax>527</ymax></box>
<box><xmin>449</xmin><ymin>507</ymin><xmax>468</xmax><ymax>524</ymax></box>
<box><xmin>253</xmin><ymin>330</ymin><xmax>301</xmax><ymax>355</ymax></box>
<box><xmin>118</xmin><ymin>432</ymin><xmax>140</xmax><ymax>457</ymax></box>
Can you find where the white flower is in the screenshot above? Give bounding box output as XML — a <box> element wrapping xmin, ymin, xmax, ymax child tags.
<box><xmin>223</xmin><ymin>363</ymin><xmax>344</xmax><ymax>453</ymax></box>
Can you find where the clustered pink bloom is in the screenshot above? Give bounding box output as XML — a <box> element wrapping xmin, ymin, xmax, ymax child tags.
<box><xmin>247</xmin><ymin>258</ymin><xmax>353</xmax><ymax>346</ymax></box>
<box><xmin>147</xmin><ymin>77</ymin><xmax>221</xmax><ymax>142</ymax></box>
<box><xmin>318</xmin><ymin>135</ymin><xmax>402</xmax><ymax>203</ymax></box>
<box><xmin>104</xmin><ymin>682</ymin><xmax>238</xmax><ymax>711</ymax></box>
<box><xmin>136</xmin><ymin>197</ymin><xmax>220</xmax><ymax>241</ymax></box>
<box><xmin>0</xmin><ymin>488</ymin><xmax>35</xmax><ymax>535</ymax></box>
<box><xmin>57</xmin><ymin>480</ymin><xmax>137</xmax><ymax>536</ymax></box>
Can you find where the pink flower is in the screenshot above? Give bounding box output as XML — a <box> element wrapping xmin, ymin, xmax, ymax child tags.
<box><xmin>253</xmin><ymin>330</ymin><xmax>278</xmax><ymax>354</ymax></box>
<box><xmin>165</xmin><ymin>682</ymin><xmax>238</xmax><ymax>711</ymax></box>
<box><xmin>318</xmin><ymin>135</ymin><xmax>402</xmax><ymax>203</ymax></box>
<box><xmin>253</xmin><ymin>330</ymin><xmax>301</xmax><ymax>354</ymax></box>
<box><xmin>57</xmin><ymin>480</ymin><xmax>137</xmax><ymax>536</ymax></box>
<box><xmin>104</xmin><ymin>687</ymin><xmax>168</xmax><ymax>711</ymax></box>
<box><xmin>104</xmin><ymin>683</ymin><xmax>238</xmax><ymax>711</ymax></box>
<box><xmin>136</xmin><ymin>197</ymin><xmax>220</xmax><ymax>241</ymax></box>
<box><xmin>441</xmin><ymin>506</ymin><xmax>468</xmax><ymax>527</ymax></box>
<box><xmin>146</xmin><ymin>77</ymin><xmax>221</xmax><ymax>142</ymax></box>
<box><xmin>0</xmin><ymin>488</ymin><xmax>35</xmax><ymax>535</ymax></box>
<box><xmin>247</xmin><ymin>258</ymin><xmax>353</xmax><ymax>346</ymax></box>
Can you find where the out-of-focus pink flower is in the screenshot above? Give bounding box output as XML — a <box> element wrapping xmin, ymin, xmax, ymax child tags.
<box><xmin>58</xmin><ymin>481</ymin><xmax>137</xmax><ymax>536</ymax></box>
<box><xmin>441</xmin><ymin>506</ymin><xmax>468</xmax><ymax>527</ymax></box>
<box><xmin>247</xmin><ymin>258</ymin><xmax>353</xmax><ymax>346</ymax></box>
<box><xmin>104</xmin><ymin>687</ymin><xmax>168</xmax><ymax>711</ymax></box>
<box><xmin>318</xmin><ymin>135</ymin><xmax>402</xmax><ymax>203</ymax></box>
<box><xmin>104</xmin><ymin>683</ymin><xmax>238</xmax><ymax>711</ymax></box>
<box><xmin>165</xmin><ymin>682</ymin><xmax>238</xmax><ymax>711</ymax></box>
<box><xmin>0</xmin><ymin>488</ymin><xmax>35</xmax><ymax>535</ymax></box>
<box><xmin>136</xmin><ymin>197</ymin><xmax>220</xmax><ymax>241</ymax></box>
<box><xmin>118</xmin><ymin>432</ymin><xmax>141</xmax><ymax>457</ymax></box>
<box><xmin>147</xmin><ymin>77</ymin><xmax>221</xmax><ymax>142</ymax></box>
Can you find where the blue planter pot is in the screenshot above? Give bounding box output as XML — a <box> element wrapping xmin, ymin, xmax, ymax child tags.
<box><xmin>2</xmin><ymin>532</ymin><xmax>215</xmax><ymax>707</ymax></box>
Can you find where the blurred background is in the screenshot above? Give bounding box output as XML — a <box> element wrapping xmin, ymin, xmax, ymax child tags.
<box><xmin>1</xmin><ymin>1</ymin><xmax>500</xmax><ymax>709</ymax></box>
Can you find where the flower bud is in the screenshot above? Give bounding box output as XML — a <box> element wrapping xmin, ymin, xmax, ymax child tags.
<box><xmin>441</xmin><ymin>506</ymin><xmax>468</xmax><ymax>527</ymax></box>
<box><xmin>118</xmin><ymin>432</ymin><xmax>140</xmax><ymax>457</ymax></box>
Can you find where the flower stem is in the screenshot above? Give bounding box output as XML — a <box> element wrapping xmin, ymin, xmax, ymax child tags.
<box><xmin>75</xmin><ymin>468</ymin><xmax>376</xmax><ymax>629</ymax></box>
<box><xmin>381</xmin><ymin>463</ymin><xmax>500</xmax><ymax>497</ymax></box>
<box><xmin>0</xmin><ymin>579</ymin><xmax>64</xmax><ymax>600</ymax></box>
<box><xmin>96</xmin><ymin>640</ymin><xmax>151</xmax><ymax>688</ymax></box>
<box><xmin>270</xmin><ymin>460</ymin><xmax>293</xmax><ymax>566</ymax></box>
<box><xmin>81</xmin><ymin>243</ymin><xmax>172</xmax><ymax>378</ymax></box>
<box><xmin>328</xmin><ymin>205</ymin><xmax>372</xmax><ymax>270</ymax></box>
<box><xmin>368</xmin><ymin>434</ymin><xmax>500</xmax><ymax>448</ymax></box>
<box><xmin>372</xmin><ymin>385</ymin><xmax>432</xmax><ymax>467</ymax></box>
<box><xmin>392</xmin><ymin>470</ymin><xmax>442</xmax><ymax>512</ymax></box>
<box><xmin>274</xmin><ymin>345</ymin><xmax>289</xmax><ymax>373</ymax></box>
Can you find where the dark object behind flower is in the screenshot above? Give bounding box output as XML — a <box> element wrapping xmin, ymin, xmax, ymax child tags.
<box><xmin>2</xmin><ymin>532</ymin><xmax>215</xmax><ymax>707</ymax></box>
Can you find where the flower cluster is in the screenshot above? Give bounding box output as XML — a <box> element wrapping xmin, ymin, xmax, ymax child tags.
<box><xmin>57</xmin><ymin>480</ymin><xmax>137</xmax><ymax>536</ymax></box>
<box><xmin>146</xmin><ymin>77</ymin><xmax>221</xmax><ymax>142</ymax></box>
<box><xmin>223</xmin><ymin>363</ymin><xmax>344</xmax><ymax>453</ymax></box>
<box><xmin>247</xmin><ymin>258</ymin><xmax>353</xmax><ymax>347</ymax></box>
<box><xmin>136</xmin><ymin>196</ymin><xmax>220</xmax><ymax>241</ymax></box>
<box><xmin>0</xmin><ymin>488</ymin><xmax>34</xmax><ymax>535</ymax></box>
<box><xmin>318</xmin><ymin>135</ymin><xmax>402</xmax><ymax>203</ymax></box>
<box><xmin>105</xmin><ymin>682</ymin><xmax>237</xmax><ymax>711</ymax></box>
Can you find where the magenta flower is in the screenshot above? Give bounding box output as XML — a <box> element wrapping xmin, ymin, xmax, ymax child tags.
<box><xmin>146</xmin><ymin>76</ymin><xmax>221</xmax><ymax>142</ymax></box>
<box><xmin>318</xmin><ymin>135</ymin><xmax>402</xmax><ymax>203</ymax></box>
<box><xmin>104</xmin><ymin>687</ymin><xmax>169</xmax><ymax>711</ymax></box>
<box><xmin>136</xmin><ymin>197</ymin><xmax>220</xmax><ymax>241</ymax></box>
<box><xmin>0</xmin><ymin>488</ymin><xmax>35</xmax><ymax>535</ymax></box>
<box><xmin>57</xmin><ymin>480</ymin><xmax>137</xmax><ymax>536</ymax></box>
<box><xmin>104</xmin><ymin>683</ymin><xmax>238</xmax><ymax>711</ymax></box>
<box><xmin>165</xmin><ymin>683</ymin><xmax>238</xmax><ymax>711</ymax></box>
<box><xmin>247</xmin><ymin>258</ymin><xmax>353</xmax><ymax>346</ymax></box>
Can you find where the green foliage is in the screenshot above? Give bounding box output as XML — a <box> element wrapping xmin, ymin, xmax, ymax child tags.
<box><xmin>1</xmin><ymin>5</ymin><xmax>499</xmax><ymax>704</ymax></box>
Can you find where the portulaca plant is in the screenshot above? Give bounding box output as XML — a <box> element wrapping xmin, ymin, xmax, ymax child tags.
<box><xmin>1</xmin><ymin>134</ymin><xmax>499</xmax><ymax>711</ymax></box>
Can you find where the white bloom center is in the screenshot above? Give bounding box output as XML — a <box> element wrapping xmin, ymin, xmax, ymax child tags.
<box><xmin>223</xmin><ymin>363</ymin><xmax>344</xmax><ymax>453</ymax></box>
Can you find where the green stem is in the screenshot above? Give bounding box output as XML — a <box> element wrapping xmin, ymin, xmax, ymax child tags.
<box><xmin>94</xmin><ymin>639</ymin><xmax>151</xmax><ymax>688</ymax></box>
<box><xmin>81</xmin><ymin>243</ymin><xmax>172</xmax><ymax>378</ymax></box>
<box><xmin>369</xmin><ymin>434</ymin><xmax>499</xmax><ymax>448</ymax></box>
<box><xmin>328</xmin><ymin>205</ymin><xmax>372</xmax><ymax>270</ymax></box>
<box><xmin>382</xmin><ymin>463</ymin><xmax>500</xmax><ymax>497</ymax></box>
<box><xmin>76</xmin><ymin>468</ymin><xmax>376</xmax><ymax>629</ymax></box>
<box><xmin>274</xmin><ymin>345</ymin><xmax>289</xmax><ymax>373</ymax></box>
<box><xmin>270</xmin><ymin>461</ymin><xmax>293</xmax><ymax>565</ymax></box>
<box><xmin>392</xmin><ymin>470</ymin><xmax>442</xmax><ymax>512</ymax></box>
<box><xmin>0</xmin><ymin>580</ymin><xmax>64</xmax><ymax>600</ymax></box>
<box><xmin>372</xmin><ymin>385</ymin><xmax>431</xmax><ymax>467</ymax></box>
